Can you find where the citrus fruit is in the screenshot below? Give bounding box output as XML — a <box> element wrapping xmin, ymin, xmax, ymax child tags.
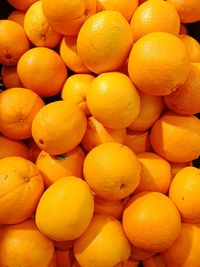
<box><xmin>1</xmin><ymin>65</ymin><xmax>22</xmax><ymax>88</ymax></box>
<box><xmin>8</xmin><ymin>10</ymin><xmax>25</xmax><ymax>26</ymax></box>
<box><xmin>124</xmin><ymin>130</ymin><xmax>151</xmax><ymax>154</ymax></box>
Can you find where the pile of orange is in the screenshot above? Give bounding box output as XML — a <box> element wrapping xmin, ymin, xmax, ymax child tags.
<box><xmin>0</xmin><ymin>0</ymin><xmax>200</xmax><ymax>266</ymax></box>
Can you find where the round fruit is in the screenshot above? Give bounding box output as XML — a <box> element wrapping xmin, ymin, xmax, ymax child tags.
<box><xmin>150</xmin><ymin>111</ymin><xmax>200</xmax><ymax>162</ymax></box>
<box><xmin>17</xmin><ymin>47</ymin><xmax>67</xmax><ymax>97</ymax></box>
<box><xmin>0</xmin><ymin>156</ymin><xmax>44</xmax><ymax>224</ymax></box>
<box><xmin>32</xmin><ymin>101</ymin><xmax>87</xmax><ymax>155</ymax></box>
<box><xmin>124</xmin><ymin>130</ymin><xmax>151</xmax><ymax>154</ymax></box>
<box><xmin>74</xmin><ymin>214</ymin><xmax>131</xmax><ymax>267</ymax></box>
<box><xmin>169</xmin><ymin>166</ymin><xmax>200</xmax><ymax>223</ymax></box>
<box><xmin>128</xmin><ymin>32</ymin><xmax>190</xmax><ymax>96</ymax></box>
<box><xmin>77</xmin><ymin>11</ymin><xmax>133</xmax><ymax>73</ymax></box>
<box><xmin>179</xmin><ymin>34</ymin><xmax>200</xmax><ymax>63</ymax></box>
<box><xmin>0</xmin><ymin>20</ymin><xmax>30</xmax><ymax>65</ymax></box>
<box><xmin>36</xmin><ymin>176</ymin><xmax>94</xmax><ymax>241</ymax></box>
<box><xmin>86</xmin><ymin>72</ymin><xmax>140</xmax><ymax>129</ymax></box>
<box><xmin>42</xmin><ymin>0</ymin><xmax>96</xmax><ymax>35</ymax></box>
<box><xmin>1</xmin><ymin>65</ymin><xmax>22</xmax><ymax>88</ymax></box>
<box><xmin>0</xmin><ymin>219</ymin><xmax>54</xmax><ymax>267</ymax></box>
<box><xmin>0</xmin><ymin>87</ymin><xmax>44</xmax><ymax>139</ymax></box>
<box><xmin>123</xmin><ymin>192</ymin><xmax>181</xmax><ymax>252</ymax></box>
<box><xmin>24</xmin><ymin>1</ymin><xmax>62</xmax><ymax>48</ymax></box>
<box><xmin>83</xmin><ymin>142</ymin><xmax>141</xmax><ymax>200</ymax></box>
<box><xmin>130</xmin><ymin>0</ymin><xmax>180</xmax><ymax>42</ymax></box>
<box><xmin>8</xmin><ymin>10</ymin><xmax>25</xmax><ymax>26</ymax></box>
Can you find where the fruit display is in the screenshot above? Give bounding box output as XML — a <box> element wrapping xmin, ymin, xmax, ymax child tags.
<box><xmin>0</xmin><ymin>0</ymin><xmax>200</xmax><ymax>266</ymax></box>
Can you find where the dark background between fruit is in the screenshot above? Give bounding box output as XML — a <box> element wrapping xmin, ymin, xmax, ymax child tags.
<box><xmin>0</xmin><ymin>0</ymin><xmax>199</xmax><ymax>173</ymax></box>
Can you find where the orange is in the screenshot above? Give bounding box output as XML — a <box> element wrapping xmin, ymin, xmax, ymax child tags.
<box><xmin>128</xmin><ymin>32</ymin><xmax>190</xmax><ymax>96</ymax></box>
<box><xmin>7</xmin><ymin>0</ymin><xmax>38</xmax><ymax>11</ymax></box>
<box><xmin>24</xmin><ymin>1</ymin><xmax>62</xmax><ymax>48</ymax></box>
<box><xmin>32</xmin><ymin>101</ymin><xmax>87</xmax><ymax>155</ymax></box>
<box><xmin>1</xmin><ymin>65</ymin><xmax>22</xmax><ymax>88</ymax></box>
<box><xmin>60</xmin><ymin>36</ymin><xmax>90</xmax><ymax>73</ymax></box>
<box><xmin>0</xmin><ymin>219</ymin><xmax>54</xmax><ymax>267</ymax></box>
<box><xmin>42</xmin><ymin>0</ymin><xmax>96</xmax><ymax>35</ymax></box>
<box><xmin>169</xmin><ymin>166</ymin><xmax>200</xmax><ymax>223</ymax></box>
<box><xmin>55</xmin><ymin>250</ymin><xmax>72</xmax><ymax>267</ymax></box>
<box><xmin>82</xmin><ymin>116</ymin><xmax>127</xmax><ymax>152</ymax></box>
<box><xmin>131</xmin><ymin>246</ymin><xmax>155</xmax><ymax>261</ymax></box>
<box><xmin>61</xmin><ymin>73</ymin><xmax>95</xmax><ymax>115</ymax></box>
<box><xmin>36</xmin><ymin>146</ymin><xmax>85</xmax><ymax>187</ymax></box>
<box><xmin>0</xmin><ymin>134</ymin><xmax>29</xmax><ymax>159</ymax></box>
<box><xmin>142</xmin><ymin>254</ymin><xmax>166</xmax><ymax>267</ymax></box>
<box><xmin>83</xmin><ymin>142</ymin><xmax>141</xmax><ymax>200</ymax></box>
<box><xmin>123</xmin><ymin>192</ymin><xmax>181</xmax><ymax>252</ymax></box>
<box><xmin>161</xmin><ymin>223</ymin><xmax>200</xmax><ymax>266</ymax></box>
<box><xmin>164</xmin><ymin>63</ymin><xmax>200</xmax><ymax>115</ymax></box>
<box><xmin>179</xmin><ymin>23</ymin><xmax>188</xmax><ymax>34</ymax></box>
<box><xmin>170</xmin><ymin>162</ymin><xmax>189</xmax><ymax>178</ymax></box>
<box><xmin>8</xmin><ymin>10</ymin><xmax>25</xmax><ymax>26</ymax></box>
<box><xmin>96</xmin><ymin>0</ymin><xmax>138</xmax><ymax>22</ymax></box>
<box><xmin>136</xmin><ymin>152</ymin><xmax>172</xmax><ymax>194</ymax></box>
<box><xmin>36</xmin><ymin>176</ymin><xmax>94</xmax><ymax>241</ymax></box>
<box><xmin>130</xmin><ymin>0</ymin><xmax>180</xmax><ymax>42</ymax></box>
<box><xmin>0</xmin><ymin>20</ymin><xmax>30</xmax><ymax>65</ymax></box>
<box><xmin>124</xmin><ymin>130</ymin><xmax>151</xmax><ymax>154</ymax></box>
<box><xmin>17</xmin><ymin>47</ymin><xmax>67</xmax><ymax>97</ymax></box>
<box><xmin>54</xmin><ymin>240</ymin><xmax>74</xmax><ymax>251</ymax></box>
<box><xmin>49</xmin><ymin>255</ymin><xmax>57</xmax><ymax>267</ymax></box>
<box><xmin>128</xmin><ymin>92</ymin><xmax>164</xmax><ymax>131</ymax></box>
<box><xmin>0</xmin><ymin>156</ymin><xmax>44</xmax><ymax>224</ymax></box>
<box><xmin>86</xmin><ymin>72</ymin><xmax>140</xmax><ymax>129</ymax></box>
<box><xmin>27</xmin><ymin>138</ymin><xmax>41</xmax><ymax>163</ymax></box>
<box><xmin>94</xmin><ymin>194</ymin><xmax>124</xmax><ymax>219</ymax></box>
<box><xmin>150</xmin><ymin>111</ymin><xmax>200</xmax><ymax>162</ymax></box>
<box><xmin>179</xmin><ymin>34</ymin><xmax>200</xmax><ymax>63</ymax></box>
<box><xmin>74</xmin><ymin>214</ymin><xmax>131</xmax><ymax>267</ymax></box>
<box><xmin>77</xmin><ymin>11</ymin><xmax>133</xmax><ymax>73</ymax></box>
<box><xmin>166</xmin><ymin>0</ymin><xmax>200</xmax><ymax>23</ymax></box>
<box><xmin>0</xmin><ymin>87</ymin><xmax>44</xmax><ymax>139</ymax></box>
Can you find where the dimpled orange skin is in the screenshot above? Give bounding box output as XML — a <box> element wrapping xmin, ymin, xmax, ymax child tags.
<box><xmin>86</xmin><ymin>72</ymin><xmax>140</xmax><ymax>129</ymax></box>
<box><xmin>42</xmin><ymin>0</ymin><xmax>96</xmax><ymax>35</ymax></box>
<box><xmin>161</xmin><ymin>223</ymin><xmax>200</xmax><ymax>267</ymax></box>
<box><xmin>32</xmin><ymin>101</ymin><xmax>87</xmax><ymax>155</ymax></box>
<box><xmin>77</xmin><ymin>11</ymin><xmax>133</xmax><ymax>74</ymax></box>
<box><xmin>60</xmin><ymin>36</ymin><xmax>91</xmax><ymax>74</ymax></box>
<box><xmin>150</xmin><ymin>111</ymin><xmax>200</xmax><ymax>163</ymax></box>
<box><xmin>0</xmin><ymin>20</ymin><xmax>30</xmax><ymax>65</ymax></box>
<box><xmin>0</xmin><ymin>156</ymin><xmax>44</xmax><ymax>225</ymax></box>
<box><xmin>130</xmin><ymin>0</ymin><xmax>180</xmax><ymax>42</ymax></box>
<box><xmin>7</xmin><ymin>0</ymin><xmax>38</xmax><ymax>11</ymax></box>
<box><xmin>36</xmin><ymin>146</ymin><xmax>85</xmax><ymax>187</ymax></box>
<box><xmin>164</xmin><ymin>63</ymin><xmax>200</xmax><ymax>115</ymax></box>
<box><xmin>166</xmin><ymin>0</ymin><xmax>200</xmax><ymax>23</ymax></box>
<box><xmin>74</xmin><ymin>214</ymin><xmax>131</xmax><ymax>267</ymax></box>
<box><xmin>0</xmin><ymin>134</ymin><xmax>29</xmax><ymax>160</ymax></box>
<box><xmin>82</xmin><ymin>116</ymin><xmax>127</xmax><ymax>152</ymax></box>
<box><xmin>35</xmin><ymin>176</ymin><xmax>94</xmax><ymax>241</ymax></box>
<box><xmin>0</xmin><ymin>219</ymin><xmax>54</xmax><ymax>267</ymax></box>
<box><xmin>24</xmin><ymin>1</ymin><xmax>62</xmax><ymax>48</ymax></box>
<box><xmin>0</xmin><ymin>87</ymin><xmax>45</xmax><ymax>140</ymax></box>
<box><xmin>83</xmin><ymin>142</ymin><xmax>141</xmax><ymax>200</ymax></box>
<box><xmin>128</xmin><ymin>32</ymin><xmax>190</xmax><ymax>96</ymax></box>
<box><xmin>123</xmin><ymin>192</ymin><xmax>181</xmax><ymax>253</ymax></box>
<box><xmin>169</xmin><ymin>167</ymin><xmax>200</xmax><ymax>223</ymax></box>
<box><xmin>17</xmin><ymin>47</ymin><xmax>67</xmax><ymax>97</ymax></box>
<box><xmin>136</xmin><ymin>152</ymin><xmax>172</xmax><ymax>194</ymax></box>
